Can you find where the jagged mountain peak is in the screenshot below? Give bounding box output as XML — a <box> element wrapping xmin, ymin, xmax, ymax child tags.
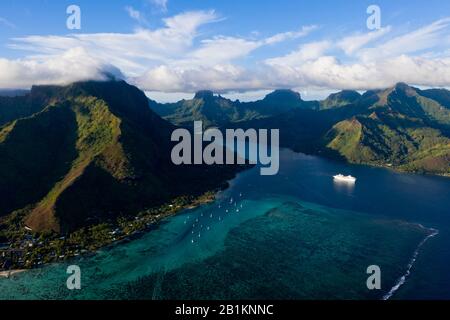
<box><xmin>263</xmin><ymin>89</ymin><xmax>302</xmax><ymax>102</ymax></box>
<box><xmin>194</xmin><ymin>90</ymin><xmax>215</xmax><ymax>100</ymax></box>
<box><xmin>391</xmin><ymin>82</ymin><xmax>418</xmax><ymax>97</ymax></box>
<box><xmin>321</xmin><ymin>90</ymin><xmax>362</xmax><ymax>109</ymax></box>
<box><xmin>394</xmin><ymin>82</ymin><xmax>412</xmax><ymax>90</ymax></box>
<box><xmin>329</xmin><ymin>90</ymin><xmax>361</xmax><ymax>99</ymax></box>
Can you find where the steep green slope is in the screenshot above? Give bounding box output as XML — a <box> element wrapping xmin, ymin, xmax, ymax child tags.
<box><xmin>0</xmin><ymin>81</ymin><xmax>245</xmax><ymax>233</ymax></box>
<box><xmin>0</xmin><ymin>104</ymin><xmax>78</xmax><ymax>221</ymax></box>
<box><xmin>320</xmin><ymin>90</ymin><xmax>362</xmax><ymax>109</ymax></box>
<box><xmin>326</xmin><ymin>114</ymin><xmax>450</xmax><ymax>174</ymax></box>
<box><xmin>419</xmin><ymin>88</ymin><xmax>450</xmax><ymax>109</ymax></box>
<box><xmin>25</xmin><ymin>96</ymin><xmax>127</xmax><ymax>232</ymax></box>
<box><xmin>326</xmin><ymin>118</ymin><xmax>373</xmax><ymax>161</ymax></box>
<box><xmin>0</xmin><ymin>94</ymin><xmax>45</xmax><ymax>127</ymax></box>
<box><xmin>324</xmin><ymin>84</ymin><xmax>450</xmax><ymax>174</ymax></box>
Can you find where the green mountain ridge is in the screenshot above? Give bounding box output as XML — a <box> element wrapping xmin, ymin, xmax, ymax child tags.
<box><xmin>151</xmin><ymin>83</ymin><xmax>450</xmax><ymax>175</ymax></box>
<box><xmin>0</xmin><ymin>81</ymin><xmax>245</xmax><ymax>234</ymax></box>
<box><xmin>324</xmin><ymin>84</ymin><xmax>450</xmax><ymax>174</ymax></box>
<box><xmin>149</xmin><ymin>89</ymin><xmax>318</xmax><ymax>128</ymax></box>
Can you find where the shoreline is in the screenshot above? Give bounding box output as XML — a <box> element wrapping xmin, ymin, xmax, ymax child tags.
<box><xmin>0</xmin><ymin>190</ymin><xmax>220</xmax><ymax>274</ymax></box>
<box><xmin>296</xmin><ymin>148</ymin><xmax>450</xmax><ymax>178</ymax></box>
<box><xmin>0</xmin><ymin>269</ymin><xmax>26</xmax><ymax>278</ymax></box>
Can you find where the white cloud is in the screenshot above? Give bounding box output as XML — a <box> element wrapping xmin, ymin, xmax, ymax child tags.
<box><xmin>358</xmin><ymin>18</ymin><xmax>450</xmax><ymax>61</ymax></box>
<box><xmin>125</xmin><ymin>6</ymin><xmax>148</xmax><ymax>26</ymax></box>
<box><xmin>265</xmin><ymin>41</ymin><xmax>332</xmax><ymax>67</ymax></box>
<box><xmin>222</xmin><ymin>90</ymin><xmax>272</xmax><ymax>102</ymax></box>
<box><xmin>134</xmin><ymin>64</ymin><xmax>265</xmax><ymax>92</ymax></box>
<box><xmin>337</xmin><ymin>26</ymin><xmax>391</xmax><ymax>56</ymax></box>
<box><xmin>0</xmin><ymin>47</ymin><xmax>122</xmax><ymax>89</ymax></box>
<box><xmin>187</xmin><ymin>37</ymin><xmax>261</xmax><ymax>66</ymax></box>
<box><xmin>2</xmin><ymin>11</ymin><xmax>450</xmax><ymax>94</ymax></box>
<box><xmin>9</xmin><ymin>10</ymin><xmax>220</xmax><ymax>76</ymax></box>
<box><xmin>146</xmin><ymin>90</ymin><xmax>193</xmax><ymax>103</ymax></box>
<box><xmin>265</xmin><ymin>55</ymin><xmax>450</xmax><ymax>91</ymax></box>
<box><xmin>149</xmin><ymin>0</ymin><xmax>168</xmax><ymax>13</ymax></box>
<box><xmin>179</xmin><ymin>25</ymin><xmax>316</xmax><ymax>67</ymax></box>
<box><xmin>3</xmin><ymin>10</ymin><xmax>317</xmax><ymax>91</ymax></box>
<box><xmin>262</xmin><ymin>18</ymin><xmax>450</xmax><ymax>91</ymax></box>
<box><xmin>0</xmin><ymin>17</ymin><xmax>15</xmax><ymax>29</ymax></box>
<box><xmin>264</xmin><ymin>25</ymin><xmax>318</xmax><ymax>45</ymax></box>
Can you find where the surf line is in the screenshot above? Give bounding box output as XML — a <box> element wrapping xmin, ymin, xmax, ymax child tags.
<box><xmin>382</xmin><ymin>224</ymin><xmax>439</xmax><ymax>300</ymax></box>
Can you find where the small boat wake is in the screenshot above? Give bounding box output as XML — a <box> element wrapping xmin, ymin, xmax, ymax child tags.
<box><xmin>382</xmin><ymin>224</ymin><xmax>439</xmax><ymax>300</ymax></box>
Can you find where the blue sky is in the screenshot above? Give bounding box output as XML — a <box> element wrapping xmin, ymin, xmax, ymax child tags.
<box><xmin>0</xmin><ymin>0</ymin><xmax>449</xmax><ymax>101</ymax></box>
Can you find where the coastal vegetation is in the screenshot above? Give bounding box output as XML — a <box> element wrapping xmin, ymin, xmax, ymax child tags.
<box><xmin>0</xmin><ymin>192</ymin><xmax>216</xmax><ymax>270</ymax></box>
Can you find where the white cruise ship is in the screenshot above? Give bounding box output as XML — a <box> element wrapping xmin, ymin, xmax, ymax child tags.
<box><xmin>333</xmin><ymin>174</ymin><xmax>357</xmax><ymax>183</ymax></box>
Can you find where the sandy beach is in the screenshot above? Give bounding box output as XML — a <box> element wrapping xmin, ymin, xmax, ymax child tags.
<box><xmin>0</xmin><ymin>270</ymin><xmax>26</xmax><ymax>278</ymax></box>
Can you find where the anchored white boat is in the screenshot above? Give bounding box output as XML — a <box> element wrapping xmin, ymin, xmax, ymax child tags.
<box><xmin>333</xmin><ymin>174</ymin><xmax>357</xmax><ymax>183</ymax></box>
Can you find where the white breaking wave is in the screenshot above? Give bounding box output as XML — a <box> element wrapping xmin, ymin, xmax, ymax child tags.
<box><xmin>382</xmin><ymin>224</ymin><xmax>439</xmax><ymax>300</ymax></box>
